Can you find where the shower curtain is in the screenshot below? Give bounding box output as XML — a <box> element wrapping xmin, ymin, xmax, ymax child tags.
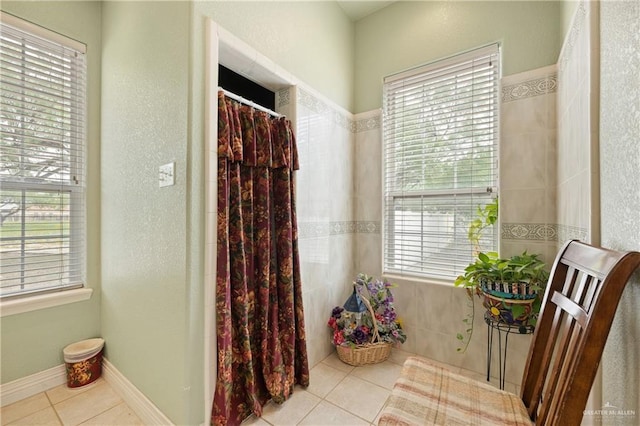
<box><xmin>212</xmin><ymin>92</ymin><xmax>309</xmax><ymax>426</ymax></box>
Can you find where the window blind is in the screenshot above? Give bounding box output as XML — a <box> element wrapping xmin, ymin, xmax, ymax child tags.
<box><xmin>0</xmin><ymin>13</ymin><xmax>86</xmax><ymax>298</ymax></box>
<box><xmin>383</xmin><ymin>44</ymin><xmax>499</xmax><ymax>281</ymax></box>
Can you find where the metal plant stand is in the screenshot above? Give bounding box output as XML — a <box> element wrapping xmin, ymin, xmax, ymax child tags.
<box><xmin>485</xmin><ymin>311</ymin><xmax>535</xmax><ymax>390</ymax></box>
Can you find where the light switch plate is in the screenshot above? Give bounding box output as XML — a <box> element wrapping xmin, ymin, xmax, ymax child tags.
<box><xmin>159</xmin><ymin>162</ymin><xmax>175</xmax><ymax>187</ymax></box>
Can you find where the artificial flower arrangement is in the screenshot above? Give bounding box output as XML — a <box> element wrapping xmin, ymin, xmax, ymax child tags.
<box><xmin>328</xmin><ymin>273</ymin><xmax>406</xmax><ymax>364</ymax></box>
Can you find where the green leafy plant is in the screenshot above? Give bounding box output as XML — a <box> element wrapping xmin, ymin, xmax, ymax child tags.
<box><xmin>467</xmin><ymin>198</ymin><xmax>498</xmax><ymax>255</ymax></box>
<box><xmin>454</xmin><ymin>198</ymin><xmax>548</xmax><ymax>353</ymax></box>
<box><xmin>455</xmin><ymin>251</ymin><xmax>548</xmax><ymax>291</ymax></box>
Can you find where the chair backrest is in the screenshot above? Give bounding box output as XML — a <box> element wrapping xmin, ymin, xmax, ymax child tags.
<box><xmin>520</xmin><ymin>240</ymin><xmax>640</xmax><ymax>425</ymax></box>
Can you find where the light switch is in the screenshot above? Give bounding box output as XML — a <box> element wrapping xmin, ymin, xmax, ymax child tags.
<box><xmin>159</xmin><ymin>162</ymin><xmax>175</xmax><ymax>187</ymax></box>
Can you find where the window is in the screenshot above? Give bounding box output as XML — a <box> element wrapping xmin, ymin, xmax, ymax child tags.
<box><xmin>0</xmin><ymin>13</ymin><xmax>86</xmax><ymax>299</ymax></box>
<box><xmin>383</xmin><ymin>44</ymin><xmax>500</xmax><ymax>281</ymax></box>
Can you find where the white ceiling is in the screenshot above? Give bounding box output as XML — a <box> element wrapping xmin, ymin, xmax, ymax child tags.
<box><xmin>337</xmin><ymin>1</ymin><xmax>396</xmax><ymax>22</ymax></box>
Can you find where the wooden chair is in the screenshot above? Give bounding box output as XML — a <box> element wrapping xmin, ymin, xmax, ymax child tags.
<box><xmin>379</xmin><ymin>240</ymin><xmax>640</xmax><ymax>425</ymax></box>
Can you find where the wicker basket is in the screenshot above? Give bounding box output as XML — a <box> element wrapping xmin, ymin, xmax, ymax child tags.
<box><xmin>335</xmin><ymin>294</ymin><xmax>392</xmax><ymax>366</ymax></box>
<box><xmin>336</xmin><ymin>341</ymin><xmax>392</xmax><ymax>366</ymax></box>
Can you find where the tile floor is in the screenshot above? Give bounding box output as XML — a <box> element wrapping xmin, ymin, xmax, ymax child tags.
<box><xmin>0</xmin><ymin>379</ymin><xmax>141</xmax><ymax>426</ymax></box>
<box><xmin>244</xmin><ymin>349</ymin><xmax>519</xmax><ymax>426</ymax></box>
<box><xmin>1</xmin><ymin>349</ymin><xmax>517</xmax><ymax>426</ymax></box>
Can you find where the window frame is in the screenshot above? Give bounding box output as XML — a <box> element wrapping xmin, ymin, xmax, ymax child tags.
<box><xmin>382</xmin><ymin>44</ymin><xmax>501</xmax><ymax>282</ymax></box>
<box><xmin>0</xmin><ymin>12</ymin><xmax>88</xmax><ymax>304</ymax></box>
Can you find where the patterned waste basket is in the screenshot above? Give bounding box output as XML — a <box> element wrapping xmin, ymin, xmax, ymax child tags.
<box><xmin>63</xmin><ymin>338</ymin><xmax>105</xmax><ymax>388</ymax></box>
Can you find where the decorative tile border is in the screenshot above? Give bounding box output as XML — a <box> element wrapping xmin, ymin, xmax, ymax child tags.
<box><xmin>357</xmin><ymin>221</ymin><xmax>380</xmax><ymax>233</ymax></box>
<box><xmin>557</xmin><ymin>224</ymin><xmax>589</xmax><ymax>243</ymax></box>
<box><xmin>297</xmin><ymin>88</ymin><xmax>353</xmax><ymax>132</ymax></box>
<box><xmin>502</xmin><ymin>223</ymin><xmax>558</xmax><ymax>241</ymax></box>
<box><xmin>298</xmin><ymin>222</ymin><xmax>329</xmax><ymax>239</ymax></box>
<box><xmin>354</xmin><ymin>115</ymin><xmax>381</xmax><ymax>132</ymax></box>
<box><xmin>501</xmin><ymin>74</ymin><xmax>557</xmax><ymax>103</ymax></box>
<box><xmin>277</xmin><ymin>88</ymin><xmax>291</xmax><ymax>108</ymax></box>
<box><xmin>502</xmin><ymin>223</ymin><xmax>588</xmax><ymax>243</ymax></box>
<box><xmin>300</xmin><ymin>221</ymin><xmax>585</xmax><ymax>242</ymax></box>
<box><xmin>298</xmin><ymin>220</ymin><xmax>380</xmax><ymax>239</ymax></box>
<box><xmin>295</xmin><ymin>87</ymin><xmax>383</xmax><ymax>134</ymax></box>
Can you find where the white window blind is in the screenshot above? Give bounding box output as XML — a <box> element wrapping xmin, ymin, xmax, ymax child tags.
<box><xmin>383</xmin><ymin>44</ymin><xmax>500</xmax><ymax>281</ymax></box>
<box><xmin>0</xmin><ymin>13</ymin><xmax>86</xmax><ymax>299</ymax></box>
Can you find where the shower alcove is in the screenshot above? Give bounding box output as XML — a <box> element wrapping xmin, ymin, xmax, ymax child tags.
<box><xmin>203</xmin><ymin>19</ymin><xmax>299</xmax><ymax>421</ymax></box>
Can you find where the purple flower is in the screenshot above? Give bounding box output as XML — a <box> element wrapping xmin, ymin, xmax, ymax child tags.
<box><xmin>352</xmin><ymin>326</ymin><xmax>368</xmax><ymax>344</ymax></box>
<box><xmin>383</xmin><ymin>308</ymin><xmax>397</xmax><ymax>323</ymax></box>
<box><xmin>331</xmin><ymin>306</ymin><xmax>344</xmax><ymax>319</ymax></box>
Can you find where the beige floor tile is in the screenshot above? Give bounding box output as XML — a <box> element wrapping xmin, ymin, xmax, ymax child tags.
<box><xmin>373</xmin><ymin>405</ymin><xmax>385</xmax><ymax>426</ymax></box>
<box><xmin>319</xmin><ymin>353</ymin><xmax>354</xmax><ymax>374</ymax></box>
<box><xmin>79</xmin><ymin>402</ymin><xmax>142</xmax><ymax>425</ymax></box>
<box><xmin>240</xmin><ymin>414</ymin><xmax>271</xmax><ymax>425</ymax></box>
<box><xmin>6</xmin><ymin>406</ymin><xmax>60</xmax><ymax>426</ymax></box>
<box><xmin>387</xmin><ymin>348</ymin><xmax>412</xmax><ymax>366</ymax></box>
<box><xmin>1</xmin><ymin>393</ymin><xmax>50</xmax><ymax>426</ymax></box>
<box><xmin>261</xmin><ymin>389</ymin><xmax>320</xmax><ymax>426</ymax></box>
<box><xmin>54</xmin><ymin>381</ymin><xmax>122</xmax><ymax>426</ymax></box>
<box><xmin>420</xmin><ymin>357</ymin><xmax>461</xmax><ymax>374</ymax></box>
<box><xmin>298</xmin><ymin>400</ymin><xmax>369</xmax><ymax>425</ymax></box>
<box><xmin>46</xmin><ymin>379</ymin><xmax>104</xmax><ymax>405</ymax></box>
<box><xmin>458</xmin><ymin>367</ymin><xmax>493</xmax><ymax>383</ymax></box>
<box><xmin>306</xmin><ymin>363</ymin><xmax>348</xmax><ymax>398</ymax></box>
<box><xmin>350</xmin><ymin>361</ymin><xmax>403</xmax><ymax>390</ymax></box>
<box><xmin>325</xmin><ymin>376</ymin><xmax>390</xmax><ymax>423</ymax></box>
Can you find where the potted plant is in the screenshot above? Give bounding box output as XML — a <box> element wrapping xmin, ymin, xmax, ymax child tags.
<box><xmin>328</xmin><ymin>273</ymin><xmax>407</xmax><ymax>365</ymax></box>
<box><xmin>454</xmin><ymin>199</ymin><xmax>549</xmax><ymax>352</ymax></box>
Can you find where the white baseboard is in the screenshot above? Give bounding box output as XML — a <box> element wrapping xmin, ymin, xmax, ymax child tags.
<box><xmin>0</xmin><ymin>364</ymin><xmax>66</xmax><ymax>407</ymax></box>
<box><xmin>1</xmin><ymin>359</ymin><xmax>173</xmax><ymax>426</ymax></box>
<box><xmin>102</xmin><ymin>358</ymin><xmax>174</xmax><ymax>425</ymax></box>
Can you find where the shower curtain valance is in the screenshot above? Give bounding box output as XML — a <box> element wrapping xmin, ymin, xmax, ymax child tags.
<box><xmin>218</xmin><ymin>91</ymin><xmax>299</xmax><ymax>170</ymax></box>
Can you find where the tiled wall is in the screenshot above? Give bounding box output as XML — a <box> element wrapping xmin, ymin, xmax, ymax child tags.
<box><xmin>351</xmin><ymin>107</ymin><xmax>538</xmax><ymax>385</ymax></box>
<box><xmin>354</xmin><ymin>110</ymin><xmax>383</xmax><ymax>278</ymax></box>
<box><xmin>289</xmin><ymin>87</ymin><xmax>358</xmax><ymax>368</ymax></box>
<box><xmin>556</xmin><ymin>0</ymin><xmax>599</xmax><ymax>247</ymax></box>
<box><xmin>500</xmin><ymin>65</ymin><xmax>559</xmax><ymax>266</ymax></box>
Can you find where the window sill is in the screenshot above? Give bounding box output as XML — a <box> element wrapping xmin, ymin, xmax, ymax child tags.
<box><xmin>383</xmin><ymin>273</ymin><xmax>455</xmax><ymax>287</ymax></box>
<box><xmin>0</xmin><ymin>288</ymin><xmax>93</xmax><ymax>317</ymax></box>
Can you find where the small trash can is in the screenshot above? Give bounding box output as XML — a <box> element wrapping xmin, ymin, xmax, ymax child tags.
<box><xmin>63</xmin><ymin>338</ymin><xmax>105</xmax><ymax>388</ymax></box>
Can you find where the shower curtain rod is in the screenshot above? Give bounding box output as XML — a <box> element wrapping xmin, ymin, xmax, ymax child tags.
<box><xmin>218</xmin><ymin>87</ymin><xmax>283</xmax><ymax>118</ymax></box>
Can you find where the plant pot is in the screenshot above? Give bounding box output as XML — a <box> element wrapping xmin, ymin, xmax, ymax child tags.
<box><xmin>481</xmin><ymin>291</ymin><xmax>535</xmax><ymax>324</ymax></box>
<box><xmin>479</xmin><ymin>279</ymin><xmax>538</xmax><ymax>300</ymax></box>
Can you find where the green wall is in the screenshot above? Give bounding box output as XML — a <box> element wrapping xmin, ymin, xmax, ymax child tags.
<box><xmin>561</xmin><ymin>1</ymin><xmax>580</xmax><ymax>40</ymax></box>
<box><xmin>354</xmin><ymin>1</ymin><xmax>564</xmax><ymax>113</ymax></box>
<box><xmin>0</xmin><ymin>1</ymin><xmax>102</xmax><ymax>384</ymax></box>
<box><xmin>100</xmin><ymin>1</ymin><xmax>201</xmax><ymax>424</ymax></box>
<box><xmin>194</xmin><ymin>1</ymin><xmax>355</xmax><ymax>112</ymax></box>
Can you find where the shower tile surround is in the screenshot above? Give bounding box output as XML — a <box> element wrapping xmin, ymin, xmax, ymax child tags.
<box><xmin>293</xmin><ymin>69</ymin><xmax>564</xmax><ymax>380</ymax></box>
<box><xmin>500</xmin><ymin>65</ymin><xmax>559</xmax><ymax>264</ymax></box>
<box><xmin>350</xmin><ymin>67</ymin><xmax>563</xmax><ymax>381</ymax></box>
<box><xmin>292</xmin><ymin>86</ymin><xmax>359</xmax><ymax>368</ymax></box>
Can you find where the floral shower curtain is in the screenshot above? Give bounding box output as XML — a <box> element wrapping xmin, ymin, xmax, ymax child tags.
<box><xmin>212</xmin><ymin>91</ymin><xmax>309</xmax><ymax>426</ymax></box>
